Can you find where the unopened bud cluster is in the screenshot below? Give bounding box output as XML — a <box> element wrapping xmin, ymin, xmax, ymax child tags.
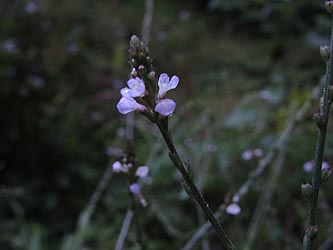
<box><xmin>116</xmin><ymin>35</ymin><xmax>179</xmax><ymax>120</ymax></box>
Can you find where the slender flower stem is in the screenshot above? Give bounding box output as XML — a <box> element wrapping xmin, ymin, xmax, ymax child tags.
<box><xmin>115</xmin><ymin>209</ymin><xmax>134</xmax><ymax>250</ymax></box>
<box><xmin>304</xmin><ymin>15</ymin><xmax>333</xmax><ymax>250</ymax></box>
<box><xmin>130</xmin><ymin>194</ymin><xmax>147</xmax><ymax>250</ymax></box>
<box><xmin>156</xmin><ymin>121</ymin><xmax>235</xmax><ymax>250</ymax></box>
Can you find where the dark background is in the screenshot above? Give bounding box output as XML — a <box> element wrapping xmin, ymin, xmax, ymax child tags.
<box><xmin>1</xmin><ymin>0</ymin><xmax>332</xmax><ymax>249</ymax></box>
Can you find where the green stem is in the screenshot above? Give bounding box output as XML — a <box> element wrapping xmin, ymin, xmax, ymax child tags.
<box><xmin>130</xmin><ymin>194</ymin><xmax>147</xmax><ymax>250</ymax></box>
<box><xmin>157</xmin><ymin>121</ymin><xmax>235</xmax><ymax>250</ymax></box>
<box><xmin>304</xmin><ymin>16</ymin><xmax>333</xmax><ymax>250</ymax></box>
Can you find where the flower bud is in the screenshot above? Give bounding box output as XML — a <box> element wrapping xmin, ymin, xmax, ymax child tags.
<box><xmin>309</xmin><ymin>226</ymin><xmax>318</xmax><ymax>240</ymax></box>
<box><xmin>135</xmin><ymin>166</ymin><xmax>149</xmax><ymax>178</ymax></box>
<box><xmin>131</xmin><ymin>58</ymin><xmax>138</xmax><ymax>68</ymax></box>
<box><xmin>320</xmin><ymin>45</ymin><xmax>330</xmax><ymax>62</ymax></box>
<box><xmin>129</xmin><ymin>35</ymin><xmax>141</xmax><ymax>57</ymax></box>
<box><xmin>138</xmin><ymin>65</ymin><xmax>145</xmax><ymax>71</ymax></box>
<box><xmin>182</xmin><ymin>182</ymin><xmax>195</xmax><ymax>199</ymax></box>
<box><xmin>313</xmin><ymin>112</ymin><xmax>325</xmax><ymax>129</ymax></box>
<box><xmin>148</xmin><ymin>71</ymin><xmax>156</xmax><ymax>82</ymax></box>
<box><xmin>131</xmin><ymin>68</ymin><xmax>138</xmax><ymax>78</ymax></box>
<box><xmin>301</xmin><ymin>182</ymin><xmax>312</xmax><ymax>197</ymax></box>
<box><xmin>329</xmin><ymin>86</ymin><xmax>333</xmax><ymax>103</ymax></box>
<box><xmin>326</xmin><ymin>1</ymin><xmax>333</xmax><ymax>14</ymax></box>
<box><xmin>146</xmin><ymin>56</ymin><xmax>153</xmax><ymax>64</ymax></box>
<box><xmin>226</xmin><ymin>203</ymin><xmax>241</xmax><ymax>215</ymax></box>
<box><xmin>321</xmin><ymin>164</ymin><xmax>331</xmax><ymax>183</ymax></box>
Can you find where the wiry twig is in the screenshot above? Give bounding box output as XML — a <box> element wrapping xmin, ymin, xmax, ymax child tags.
<box><xmin>115</xmin><ymin>210</ymin><xmax>134</xmax><ymax>250</ymax></box>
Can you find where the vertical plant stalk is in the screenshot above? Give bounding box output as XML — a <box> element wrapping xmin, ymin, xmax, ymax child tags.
<box><xmin>130</xmin><ymin>193</ymin><xmax>147</xmax><ymax>250</ymax></box>
<box><xmin>119</xmin><ymin>1</ymin><xmax>155</xmax><ymax>249</ymax></box>
<box><xmin>304</xmin><ymin>14</ymin><xmax>333</xmax><ymax>250</ymax></box>
<box><xmin>156</xmin><ymin>121</ymin><xmax>235</xmax><ymax>250</ymax></box>
<box><xmin>141</xmin><ymin>0</ymin><xmax>154</xmax><ymax>45</ymax></box>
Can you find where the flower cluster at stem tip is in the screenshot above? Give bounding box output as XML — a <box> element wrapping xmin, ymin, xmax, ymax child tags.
<box><xmin>117</xmin><ymin>72</ymin><xmax>179</xmax><ymax>117</ymax></box>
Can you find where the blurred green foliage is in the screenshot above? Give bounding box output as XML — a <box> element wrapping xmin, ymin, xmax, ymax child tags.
<box><xmin>1</xmin><ymin>0</ymin><xmax>333</xmax><ymax>249</ymax></box>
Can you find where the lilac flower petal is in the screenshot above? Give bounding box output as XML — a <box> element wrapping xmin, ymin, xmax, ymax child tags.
<box><xmin>123</xmin><ymin>77</ymin><xmax>145</xmax><ymax>97</ymax></box>
<box><xmin>226</xmin><ymin>203</ymin><xmax>241</xmax><ymax>215</ymax></box>
<box><xmin>117</xmin><ymin>97</ymin><xmax>146</xmax><ymax>114</ymax></box>
<box><xmin>112</xmin><ymin>161</ymin><xmax>122</xmax><ymax>173</ymax></box>
<box><xmin>169</xmin><ymin>75</ymin><xmax>179</xmax><ymax>89</ymax></box>
<box><xmin>253</xmin><ymin>148</ymin><xmax>263</xmax><ymax>157</ymax></box>
<box><xmin>242</xmin><ymin>150</ymin><xmax>253</xmax><ymax>160</ymax></box>
<box><xmin>158</xmin><ymin>73</ymin><xmax>170</xmax><ymax>88</ymax></box>
<box><xmin>120</xmin><ymin>87</ymin><xmax>132</xmax><ymax>97</ymax></box>
<box><xmin>129</xmin><ymin>183</ymin><xmax>141</xmax><ymax>195</ymax></box>
<box><xmin>157</xmin><ymin>73</ymin><xmax>179</xmax><ymax>98</ymax></box>
<box><xmin>322</xmin><ymin>161</ymin><xmax>330</xmax><ymax>171</ymax></box>
<box><xmin>155</xmin><ymin>99</ymin><xmax>176</xmax><ymax>116</ymax></box>
<box><xmin>136</xmin><ymin>166</ymin><xmax>149</xmax><ymax>178</ymax></box>
<box><xmin>303</xmin><ymin>161</ymin><xmax>313</xmax><ymax>172</ymax></box>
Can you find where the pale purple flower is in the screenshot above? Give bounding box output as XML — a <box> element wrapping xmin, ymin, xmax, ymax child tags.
<box><xmin>25</xmin><ymin>1</ymin><xmax>38</xmax><ymax>14</ymax></box>
<box><xmin>253</xmin><ymin>148</ymin><xmax>263</xmax><ymax>157</ymax></box>
<box><xmin>129</xmin><ymin>183</ymin><xmax>141</xmax><ymax>195</ymax></box>
<box><xmin>112</xmin><ymin>161</ymin><xmax>128</xmax><ymax>173</ymax></box>
<box><xmin>226</xmin><ymin>203</ymin><xmax>241</xmax><ymax>215</ymax></box>
<box><xmin>259</xmin><ymin>90</ymin><xmax>273</xmax><ymax>101</ymax></box>
<box><xmin>303</xmin><ymin>161</ymin><xmax>314</xmax><ymax>172</ymax></box>
<box><xmin>136</xmin><ymin>166</ymin><xmax>149</xmax><ymax>178</ymax></box>
<box><xmin>155</xmin><ymin>99</ymin><xmax>176</xmax><ymax>116</ymax></box>
<box><xmin>242</xmin><ymin>150</ymin><xmax>253</xmax><ymax>161</ymax></box>
<box><xmin>232</xmin><ymin>195</ymin><xmax>240</xmax><ymax>203</ymax></box>
<box><xmin>129</xmin><ymin>183</ymin><xmax>147</xmax><ymax>207</ymax></box>
<box><xmin>112</xmin><ymin>161</ymin><xmax>122</xmax><ymax>173</ymax></box>
<box><xmin>322</xmin><ymin>161</ymin><xmax>330</xmax><ymax>171</ymax></box>
<box><xmin>157</xmin><ymin>73</ymin><xmax>179</xmax><ymax>99</ymax></box>
<box><xmin>120</xmin><ymin>77</ymin><xmax>145</xmax><ymax>97</ymax></box>
<box><xmin>242</xmin><ymin>148</ymin><xmax>263</xmax><ymax>160</ymax></box>
<box><xmin>303</xmin><ymin>160</ymin><xmax>330</xmax><ymax>173</ymax></box>
<box><xmin>2</xmin><ymin>39</ymin><xmax>17</xmax><ymax>54</ymax></box>
<box><xmin>117</xmin><ymin>96</ymin><xmax>146</xmax><ymax>114</ymax></box>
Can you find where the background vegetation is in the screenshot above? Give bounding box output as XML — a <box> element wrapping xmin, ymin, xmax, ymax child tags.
<box><xmin>1</xmin><ymin>0</ymin><xmax>333</xmax><ymax>249</ymax></box>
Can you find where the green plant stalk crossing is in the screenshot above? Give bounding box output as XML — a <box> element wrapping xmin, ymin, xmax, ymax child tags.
<box><xmin>157</xmin><ymin>121</ymin><xmax>235</xmax><ymax>250</ymax></box>
<box><xmin>304</xmin><ymin>16</ymin><xmax>333</xmax><ymax>250</ymax></box>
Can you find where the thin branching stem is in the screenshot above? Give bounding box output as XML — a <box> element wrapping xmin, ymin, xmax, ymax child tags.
<box><xmin>156</xmin><ymin>121</ymin><xmax>235</xmax><ymax>250</ymax></box>
<box><xmin>304</xmin><ymin>15</ymin><xmax>333</xmax><ymax>250</ymax></box>
<box><xmin>115</xmin><ymin>210</ymin><xmax>134</xmax><ymax>250</ymax></box>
